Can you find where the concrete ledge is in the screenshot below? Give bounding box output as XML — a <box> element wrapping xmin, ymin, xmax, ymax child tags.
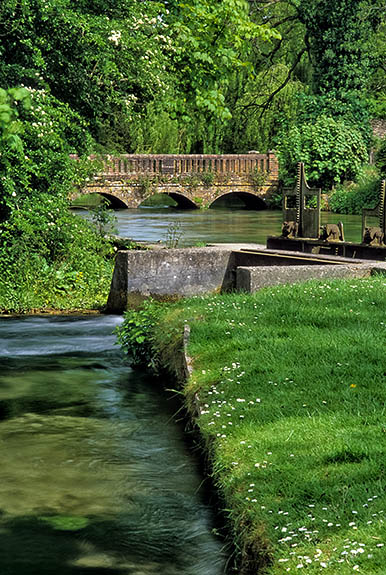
<box><xmin>106</xmin><ymin>248</ymin><xmax>235</xmax><ymax>312</ymax></box>
<box><xmin>236</xmin><ymin>264</ymin><xmax>373</xmax><ymax>292</ymax></box>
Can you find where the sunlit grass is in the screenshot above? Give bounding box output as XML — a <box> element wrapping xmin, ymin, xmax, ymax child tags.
<box><xmin>152</xmin><ymin>276</ymin><xmax>386</xmax><ymax>573</ymax></box>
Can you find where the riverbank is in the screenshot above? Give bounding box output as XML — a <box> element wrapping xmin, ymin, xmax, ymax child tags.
<box><xmin>118</xmin><ymin>275</ymin><xmax>386</xmax><ymax>574</ymax></box>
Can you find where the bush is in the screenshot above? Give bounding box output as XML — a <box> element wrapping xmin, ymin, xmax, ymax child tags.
<box><xmin>277</xmin><ymin>115</ymin><xmax>368</xmax><ymax>189</ymax></box>
<box><xmin>116</xmin><ymin>299</ymin><xmax>162</xmax><ymax>367</ymax></box>
<box><xmin>0</xmin><ymin>209</ymin><xmax>115</xmax><ymax>312</ymax></box>
<box><xmin>0</xmin><ymin>86</ymin><xmax>119</xmax><ymax>312</ymax></box>
<box><xmin>328</xmin><ymin>166</ymin><xmax>381</xmax><ymax>214</ymax></box>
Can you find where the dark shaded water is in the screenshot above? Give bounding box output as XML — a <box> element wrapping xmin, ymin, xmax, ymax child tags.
<box><xmin>74</xmin><ymin>206</ymin><xmax>371</xmax><ymax>246</ymax></box>
<box><xmin>0</xmin><ymin>316</ymin><xmax>226</xmax><ymax>575</ymax></box>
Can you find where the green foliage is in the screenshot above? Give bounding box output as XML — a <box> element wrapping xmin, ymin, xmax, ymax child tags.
<box><xmin>0</xmin><ymin>207</ymin><xmax>115</xmax><ymax>312</ymax></box>
<box><xmin>375</xmin><ymin>139</ymin><xmax>386</xmax><ymax>178</ymax></box>
<box><xmin>0</xmin><ymin>0</ymin><xmax>282</xmax><ymax>153</ymax></box>
<box><xmin>0</xmin><ymin>86</ymin><xmax>30</xmax><ymax>152</ymax></box>
<box><xmin>277</xmin><ymin>115</ymin><xmax>367</xmax><ymax>188</ymax></box>
<box><xmin>90</xmin><ymin>198</ymin><xmax>117</xmax><ymax>237</ymax></box>
<box><xmin>137</xmin><ymin>174</ymin><xmax>157</xmax><ymax>197</ymax></box>
<box><xmin>1</xmin><ymin>0</ymin><xmax>382</xmax><ymax>157</ymax></box>
<box><xmin>0</xmin><ymin>0</ymin><xmax>171</xmax><ymax>150</ymax></box>
<box><xmin>249</xmin><ymin>167</ymin><xmax>269</xmax><ymax>191</ymax></box>
<box><xmin>140</xmin><ymin>193</ymin><xmax>177</xmax><ymax>208</ymax></box>
<box><xmin>0</xmin><ymin>86</ymin><xmax>115</xmax><ymax>312</ymax></box>
<box><xmin>165</xmin><ymin>222</ymin><xmax>183</xmax><ymax>248</ymax></box>
<box><xmin>221</xmin><ymin>63</ymin><xmax>305</xmax><ymax>154</ymax></box>
<box><xmin>328</xmin><ymin>166</ymin><xmax>381</xmax><ymax>215</ymax></box>
<box><xmin>129</xmin><ymin>103</ymin><xmax>181</xmax><ymax>154</ymax></box>
<box><xmin>273</xmin><ymin>0</ymin><xmax>377</xmax><ymax>190</ymax></box>
<box><xmin>116</xmin><ymin>299</ymin><xmax>162</xmax><ymax>367</ymax></box>
<box><xmin>70</xmin><ymin>193</ymin><xmax>103</xmax><ymax>208</ymax></box>
<box><xmin>169</xmin><ymin>0</ymin><xmax>279</xmax><ymax>123</ymax></box>
<box><xmin>298</xmin><ymin>0</ymin><xmax>373</xmax><ymax>99</ymax></box>
<box><xmin>200</xmin><ymin>171</ymin><xmax>215</xmax><ymax>187</ymax></box>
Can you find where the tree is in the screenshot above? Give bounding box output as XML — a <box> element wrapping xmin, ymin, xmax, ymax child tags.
<box><xmin>277</xmin><ymin>115</ymin><xmax>367</xmax><ymax>188</ymax></box>
<box><xmin>241</xmin><ymin>0</ymin><xmax>384</xmax><ymax>184</ymax></box>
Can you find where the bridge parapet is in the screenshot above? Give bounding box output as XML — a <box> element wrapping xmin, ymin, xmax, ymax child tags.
<box><xmin>97</xmin><ymin>152</ymin><xmax>278</xmax><ymax>179</ymax></box>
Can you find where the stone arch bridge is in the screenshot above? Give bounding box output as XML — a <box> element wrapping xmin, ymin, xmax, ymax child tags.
<box><xmin>70</xmin><ymin>152</ymin><xmax>279</xmax><ymax>209</ymax></box>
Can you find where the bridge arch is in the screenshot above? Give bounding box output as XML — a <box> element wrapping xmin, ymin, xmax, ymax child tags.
<box><xmin>209</xmin><ymin>192</ymin><xmax>267</xmax><ymax>210</ymax></box>
<box><xmin>165</xmin><ymin>192</ymin><xmax>199</xmax><ymax>209</ymax></box>
<box><xmin>98</xmin><ymin>192</ymin><xmax>129</xmax><ymax>209</ymax></box>
<box><xmin>138</xmin><ymin>192</ymin><xmax>198</xmax><ymax>209</ymax></box>
<box><xmin>71</xmin><ymin>191</ymin><xmax>129</xmax><ymax>209</ymax></box>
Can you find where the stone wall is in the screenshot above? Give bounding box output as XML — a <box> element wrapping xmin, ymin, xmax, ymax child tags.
<box><xmin>371</xmin><ymin>119</ymin><xmax>386</xmax><ymax>140</ymax></box>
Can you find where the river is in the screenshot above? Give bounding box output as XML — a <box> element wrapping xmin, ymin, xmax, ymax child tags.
<box><xmin>74</xmin><ymin>205</ymin><xmax>371</xmax><ymax>246</ymax></box>
<box><xmin>0</xmin><ymin>316</ymin><xmax>226</xmax><ymax>575</ymax></box>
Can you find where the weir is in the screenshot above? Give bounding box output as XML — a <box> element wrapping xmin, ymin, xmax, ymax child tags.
<box><xmin>104</xmin><ymin>164</ymin><xmax>386</xmax><ymax>312</ymax></box>
<box><xmin>106</xmin><ymin>244</ymin><xmax>385</xmax><ymax>312</ymax></box>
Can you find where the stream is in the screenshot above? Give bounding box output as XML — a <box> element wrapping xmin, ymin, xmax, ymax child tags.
<box><xmin>0</xmin><ymin>315</ymin><xmax>226</xmax><ymax>575</ymax></box>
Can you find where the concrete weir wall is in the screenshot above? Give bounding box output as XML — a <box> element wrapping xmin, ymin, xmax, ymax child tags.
<box><xmin>106</xmin><ymin>246</ymin><xmax>385</xmax><ymax>312</ymax></box>
<box><xmin>106</xmin><ymin>248</ymin><xmax>235</xmax><ymax>312</ymax></box>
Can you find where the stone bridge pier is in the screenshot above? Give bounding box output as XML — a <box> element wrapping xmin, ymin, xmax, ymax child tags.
<box><xmin>70</xmin><ymin>152</ymin><xmax>279</xmax><ymax>209</ymax></box>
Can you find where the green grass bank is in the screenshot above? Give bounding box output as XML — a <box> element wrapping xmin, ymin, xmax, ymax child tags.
<box><xmin>118</xmin><ymin>276</ymin><xmax>386</xmax><ymax>574</ymax></box>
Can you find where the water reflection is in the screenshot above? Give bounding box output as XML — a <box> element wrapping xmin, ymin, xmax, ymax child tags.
<box><xmin>73</xmin><ymin>206</ymin><xmax>370</xmax><ymax>245</ymax></box>
<box><xmin>0</xmin><ymin>316</ymin><xmax>226</xmax><ymax>575</ymax></box>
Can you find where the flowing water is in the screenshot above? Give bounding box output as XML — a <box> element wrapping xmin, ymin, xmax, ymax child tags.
<box><xmin>0</xmin><ymin>316</ymin><xmax>226</xmax><ymax>575</ymax></box>
<box><xmin>74</xmin><ymin>205</ymin><xmax>370</xmax><ymax>246</ymax></box>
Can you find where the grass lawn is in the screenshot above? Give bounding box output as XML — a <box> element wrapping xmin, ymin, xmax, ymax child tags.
<box><xmin>145</xmin><ymin>275</ymin><xmax>386</xmax><ymax>574</ymax></box>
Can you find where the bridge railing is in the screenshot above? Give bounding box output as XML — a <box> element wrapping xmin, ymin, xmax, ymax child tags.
<box><xmin>92</xmin><ymin>153</ymin><xmax>278</xmax><ymax>179</ymax></box>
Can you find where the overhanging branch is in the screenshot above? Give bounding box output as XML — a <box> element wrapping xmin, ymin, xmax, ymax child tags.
<box><xmin>257</xmin><ymin>46</ymin><xmax>306</xmax><ymax>116</ymax></box>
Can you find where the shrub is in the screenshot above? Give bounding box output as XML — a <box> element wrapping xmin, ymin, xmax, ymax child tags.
<box><xmin>328</xmin><ymin>166</ymin><xmax>380</xmax><ymax>214</ymax></box>
<box><xmin>277</xmin><ymin>115</ymin><xmax>367</xmax><ymax>189</ymax></box>
<box><xmin>116</xmin><ymin>299</ymin><xmax>162</xmax><ymax>367</ymax></box>
<box><xmin>0</xmin><ymin>86</ymin><xmax>118</xmax><ymax>312</ymax></box>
